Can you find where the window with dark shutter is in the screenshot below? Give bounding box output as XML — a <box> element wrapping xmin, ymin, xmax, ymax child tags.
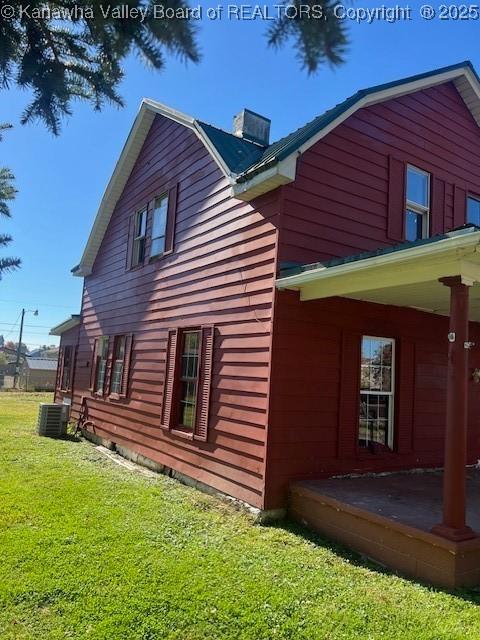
<box><xmin>405</xmin><ymin>165</ymin><xmax>430</xmax><ymax>242</ymax></box>
<box><xmin>110</xmin><ymin>335</ymin><xmax>126</xmax><ymax>395</ymax></box>
<box><xmin>128</xmin><ymin>208</ymin><xmax>147</xmax><ymax>269</ymax></box>
<box><xmin>91</xmin><ymin>336</ymin><xmax>109</xmax><ymax>396</ymax></box>
<box><xmin>178</xmin><ymin>330</ymin><xmax>201</xmax><ymax>430</ymax></box>
<box><xmin>109</xmin><ymin>334</ymin><xmax>133</xmax><ymax>399</ymax></box>
<box><xmin>149</xmin><ymin>184</ymin><xmax>178</xmax><ymax>260</ymax></box>
<box><xmin>150</xmin><ymin>193</ymin><xmax>169</xmax><ymax>258</ymax></box>
<box><xmin>161</xmin><ymin>326</ymin><xmax>214</xmax><ymax>441</ymax></box>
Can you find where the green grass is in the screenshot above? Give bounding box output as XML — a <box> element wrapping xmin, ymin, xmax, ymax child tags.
<box><xmin>1</xmin><ymin>393</ymin><xmax>480</xmax><ymax>639</ymax></box>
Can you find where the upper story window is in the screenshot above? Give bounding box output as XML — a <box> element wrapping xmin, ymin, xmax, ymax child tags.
<box><xmin>127</xmin><ymin>185</ymin><xmax>178</xmax><ymax>271</ymax></box>
<box><xmin>467</xmin><ymin>195</ymin><xmax>480</xmax><ymax>226</ymax></box>
<box><xmin>132</xmin><ymin>208</ymin><xmax>147</xmax><ymax>267</ymax></box>
<box><xmin>405</xmin><ymin>165</ymin><xmax>430</xmax><ymax>242</ymax></box>
<box><xmin>150</xmin><ymin>194</ymin><xmax>169</xmax><ymax>257</ymax></box>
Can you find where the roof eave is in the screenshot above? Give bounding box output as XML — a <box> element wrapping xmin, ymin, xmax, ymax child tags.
<box><xmin>50</xmin><ymin>315</ymin><xmax>81</xmax><ymax>336</ymax></box>
<box><xmin>232</xmin><ymin>157</ymin><xmax>297</xmax><ymax>201</ymax></box>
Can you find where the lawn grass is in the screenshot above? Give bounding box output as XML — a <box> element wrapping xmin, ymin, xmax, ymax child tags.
<box><xmin>1</xmin><ymin>393</ymin><xmax>480</xmax><ymax>639</ymax></box>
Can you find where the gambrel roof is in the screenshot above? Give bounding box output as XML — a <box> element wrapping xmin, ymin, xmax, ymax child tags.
<box><xmin>73</xmin><ymin>61</ymin><xmax>480</xmax><ymax>277</ymax></box>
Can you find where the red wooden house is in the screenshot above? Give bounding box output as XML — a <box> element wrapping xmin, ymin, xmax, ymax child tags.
<box><xmin>52</xmin><ymin>61</ymin><xmax>480</xmax><ymax>587</ymax></box>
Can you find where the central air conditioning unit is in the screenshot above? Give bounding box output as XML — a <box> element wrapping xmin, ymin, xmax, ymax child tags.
<box><xmin>37</xmin><ymin>403</ymin><xmax>67</xmax><ymax>438</ymax></box>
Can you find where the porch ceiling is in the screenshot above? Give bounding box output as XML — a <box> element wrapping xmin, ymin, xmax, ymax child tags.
<box><xmin>276</xmin><ymin>227</ymin><xmax>480</xmax><ymax>321</ymax></box>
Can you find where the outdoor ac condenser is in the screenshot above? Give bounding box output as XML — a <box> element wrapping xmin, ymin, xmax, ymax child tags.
<box><xmin>37</xmin><ymin>403</ymin><xmax>67</xmax><ymax>438</ymax></box>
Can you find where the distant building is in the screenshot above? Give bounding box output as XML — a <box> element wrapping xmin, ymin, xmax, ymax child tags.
<box><xmin>20</xmin><ymin>357</ymin><xmax>57</xmax><ymax>391</ymax></box>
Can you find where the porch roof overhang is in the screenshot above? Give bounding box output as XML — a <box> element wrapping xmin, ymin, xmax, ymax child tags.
<box><xmin>276</xmin><ymin>227</ymin><xmax>480</xmax><ymax>320</ymax></box>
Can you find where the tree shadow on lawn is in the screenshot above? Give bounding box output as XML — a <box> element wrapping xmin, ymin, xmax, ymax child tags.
<box><xmin>264</xmin><ymin>517</ymin><xmax>480</xmax><ymax>605</ymax></box>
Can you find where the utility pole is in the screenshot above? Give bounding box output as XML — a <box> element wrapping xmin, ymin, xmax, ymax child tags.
<box><xmin>13</xmin><ymin>308</ymin><xmax>38</xmax><ymax>389</ymax></box>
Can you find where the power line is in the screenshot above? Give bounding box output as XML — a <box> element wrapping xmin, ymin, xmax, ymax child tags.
<box><xmin>9</xmin><ymin>331</ymin><xmax>54</xmax><ymax>336</ymax></box>
<box><xmin>0</xmin><ymin>298</ymin><xmax>74</xmax><ymax>309</ymax></box>
<box><xmin>0</xmin><ymin>322</ymin><xmax>54</xmax><ymax>329</ymax></box>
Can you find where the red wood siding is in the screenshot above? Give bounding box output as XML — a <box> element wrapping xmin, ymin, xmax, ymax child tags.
<box><xmin>266</xmin><ymin>292</ymin><xmax>480</xmax><ymax>510</ymax></box>
<box><xmin>64</xmin><ymin>80</ymin><xmax>480</xmax><ymax>511</ymax></box>
<box><xmin>279</xmin><ymin>82</ymin><xmax>480</xmax><ymax>266</ymax></box>
<box><xmin>70</xmin><ymin>114</ymin><xmax>280</xmax><ymax>509</ymax></box>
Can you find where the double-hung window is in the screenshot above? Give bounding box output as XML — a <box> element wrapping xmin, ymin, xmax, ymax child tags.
<box><xmin>405</xmin><ymin>165</ymin><xmax>430</xmax><ymax>242</ymax></box>
<box><xmin>150</xmin><ymin>194</ymin><xmax>169</xmax><ymax>257</ymax></box>
<box><xmin>359</xmin><ymin>336</ymin><xmax>395</xmax><ymax>449</ymax></box>
<box><xmin>90</xmin><ymin>334</ymin><xmax>133</xmax><ymax>398</ymax></box>
<box><xmin>110</xmin><ymin>335</ymin><xmax>126</xmax><ymax>395</ymax></box>
<box><xmin>132</xmin><ymin>208</ymin><xmax>147</xmax><ymax>267</ymax></box>
<box><xmin>178</xmin><ymin>330</ymin><xmax>200</xmax><ymax>430</ymax></box>
<box><xmin>95</xmin><ymin>337</ymin><xmax>109</xmax><ymax>394</ymax></box>
<box><xmin>467</xmin><ymin>195</ymin><xmax>480</xmax><ymax>226</ymax></box>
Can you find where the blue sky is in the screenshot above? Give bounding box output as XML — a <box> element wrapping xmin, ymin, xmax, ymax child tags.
<box><xmin>1</xmin><ymin>2</ymin><xmax>478</xmax><ymax>349</ymax></box>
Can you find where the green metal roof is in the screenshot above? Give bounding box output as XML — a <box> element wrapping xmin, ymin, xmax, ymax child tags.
<box><xmin>197</xmin><ymin>122</ymin><xmax>264</xmax><ymax>174</ymax></box>
<box><xmin>198</xmin><ymin>60</ymin><xmax>476</xmax><ymax>181</ymax></box>
<box><xmin>279</xmin><ymin>225</ymin><xmax>480</xmax><ymax>279</ymax></box>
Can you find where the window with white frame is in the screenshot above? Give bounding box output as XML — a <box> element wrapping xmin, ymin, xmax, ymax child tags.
<box><xmin>132</xmin><ymin>208</ymin><xmax>147</xmax><ymax>267</ymax></box>
<box><xmin>405</xmin><ymin>165</ymin><xmax>430</xmax><ymax>242</ymax></box>
<box><xmin>110</xmin><ymin>335</ymin><xmax>126</xmax><ymax>395</ymax></box>
<box><xmin>150</xmin><ymin>193</ymin><xmax>169</xmax><ymax>257</ymax></box>
<box><xmin>95</xmin><ymin>337</ymin><xmax>109</xmax><ymax>395</ymax></box>
<box><xmin>359</xmin><ymin>336</ymin><xmax>395</xmax><ymax>449</ymax></box>
<box><xmin>467</xmin><ymin>195</ymin><xmax>480</xmax><ymax>226</ymax></box>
